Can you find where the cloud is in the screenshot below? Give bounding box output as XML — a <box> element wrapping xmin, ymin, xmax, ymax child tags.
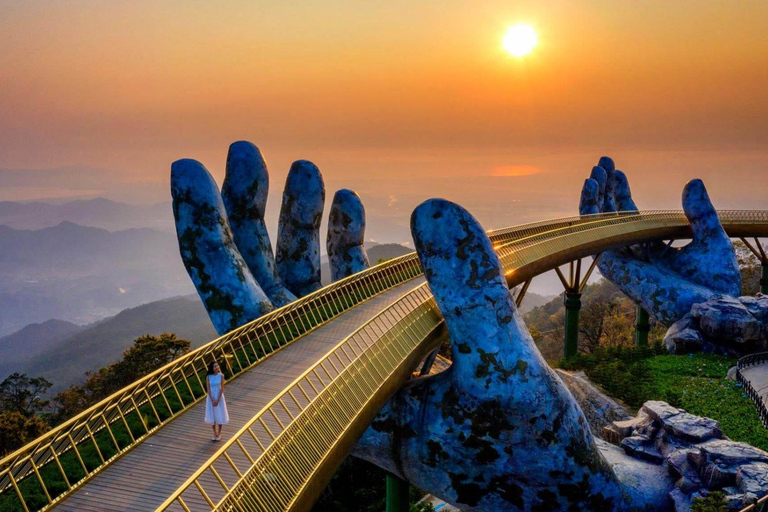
<box><xmin>386</xmin><ymin>195</ymin><xmax>399</xmax><ymax>207</ymax></box>
<box><xmin>491</xmin><ymin>165</ymin><xmax>542</xmax><ymax>177</ymax></box>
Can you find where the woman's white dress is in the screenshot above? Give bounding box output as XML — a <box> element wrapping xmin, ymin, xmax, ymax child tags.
<box><xmin>205</xmin><ymin>373</ymin><xmax>229</xmax><ymax>425</ymax></box>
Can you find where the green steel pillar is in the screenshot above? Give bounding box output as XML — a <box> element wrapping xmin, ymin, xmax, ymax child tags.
<box><xmin>386</xmin><ymin>474</ymin><xmax>409</xmax><ymax>512</ymax></box>
<box><xmin>635</xmin><ymin>306</ymin><xmax>650</xmax><ymax>348</ymax></box>
<box><xmin>761</xmin><ymin>263</ymin><xmax>768</xmax><ymax>295</ymax></box>
<box><xmin>563</xmin><ymin>291</ymin><xmax>582</xmax><ymax>358</ymax></box>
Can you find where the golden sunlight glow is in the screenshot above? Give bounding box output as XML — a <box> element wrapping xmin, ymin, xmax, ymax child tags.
<box><xmin>502</xmin><ymin>24</ymin><xmax>537</xmax><ymax>57</ymax></box>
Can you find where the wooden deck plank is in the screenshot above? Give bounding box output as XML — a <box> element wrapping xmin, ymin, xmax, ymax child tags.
<box><xmin>52</xmin><ymin>278</ymin><xmax>424</xmax><ymax>512</ymax></box>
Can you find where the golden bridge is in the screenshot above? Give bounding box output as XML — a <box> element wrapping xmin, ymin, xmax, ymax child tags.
<box><xmin>2</xmin><ymin>211</ymin><xmax>768</xmax><ymax>512</ymax></box>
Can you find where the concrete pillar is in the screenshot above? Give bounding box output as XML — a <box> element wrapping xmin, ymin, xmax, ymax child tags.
<box><xmin>563</xmin><ymin>291</ymin><xmax>582</xmax><ymax>358</ymax></box>
<box><xmin>386</xmin><ymin>474</ymin><xmax>409</xmax><ymax>512</ymax></box>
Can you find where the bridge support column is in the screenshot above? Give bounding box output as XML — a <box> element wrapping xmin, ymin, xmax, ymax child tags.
<box><xmin>563</xmin><ymin>291</ymin><xmax>581</xmax><ymax>358</ymax></box>
<box><xmin>761</xmin><ymin>263</ymin><xmax>768</xmax><ymax>295</ymax></box>
<box><xmin>635</xmin><ymin>306</ymin><xmax>650</xmax><ymax>348</ymax></box>
<box><xmin>555</xmin><ymin>257</ymin><xmax>600</xmax><ymax>359</ymax></box>
<box><xmin>386</xmin><ymin>474</ymin><xmax>409</xmax><ymax>512</ymax></box>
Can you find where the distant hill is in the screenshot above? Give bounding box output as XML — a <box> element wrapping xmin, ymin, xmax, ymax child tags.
<box><xmin>0</xmin><ymin>221</ymin><xmax>194</xmax><ymax>336</ymax></box>
<box><xmin>0</xmin><ymin>319</ymin><xmax>85</xmax><ymax>380</ymax></box>
<box><xmin>16</xmin><ymin>295</ymin><xmax>217</xmax><ymax>393</ymax></box>
<box><xmin>0</xmin><ymin>198</ymin><xmax>173</xmax><ymax>232</ymax></box>
<box><xmin>320</xmin><ymin>243</ymin><xmax>413</xmax><ymax>285</ymax></box>
<box><xmin>516</xmin><ymin>291</ymin><xmax>555</xmax><ymax>315</ymax></box>
<box><xmin>368</xmin><ymin>243</ymin><xmax>413</xmax><ymax>262</ymax></box>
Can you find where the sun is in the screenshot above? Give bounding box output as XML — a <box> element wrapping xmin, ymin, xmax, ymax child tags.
<box><xmin>503</xmin><ymin>24</ymin><xmax>537</xmax><ymax>57</ymax></box>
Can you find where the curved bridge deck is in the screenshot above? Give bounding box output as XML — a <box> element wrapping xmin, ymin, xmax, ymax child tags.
<box><xmin>52</xmin><ymin>278</ymin><xmax>424</xmax><ymax>512</ymax></box>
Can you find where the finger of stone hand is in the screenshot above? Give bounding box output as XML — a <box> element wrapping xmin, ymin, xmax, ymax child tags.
<box><xmin>580</xmin><ymin>178</ymin><xmax>600</xmax><ymax>215</ymax></box>
<box><xmin>275</xmin><ymin>160</ymin><xmax>325</xmax><ymax>297</ymax></box>
<box><xmin>589</xmin><ymin>166</ymin><xmax>607</xmax><ymax>211</ymax></box>
<box><xmin>598</xmin><ymin>156</ymin><xmax>617</xmax><ymax>213</ymax></box>
<box><xmin>411</xmin><ymin>198</ymin><xmax>549</xmax><ymax>390</ymax></box>
<box><xmin>327</xmin><ymin>189</ymin><xmax>370</xmax><ymax>282</ymax></box>
<box><xmin>614</xmin><ymin>170</ymin><xmax>638</xmax><ymax>212</ymax></box>
<box><xmin>171</xmin><ymin>159</ymin><xmax>274</xmax><ymax>335</ymax></box>
<box><xmin>221</xmin><ymin>141</ymin><xmax>297</xmax><ymax>306</ymax></box>
<box><xmin>668</xmin><ymin>179</ymin><xmax>741</xmax><ymax>296</ymax></box>
<box><xmin>597</xmin><ymin>246</ymin><xmax>715</xmax><ymax>325</ymax></box>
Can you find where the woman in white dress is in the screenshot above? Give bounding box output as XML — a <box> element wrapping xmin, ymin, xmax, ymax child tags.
<box><xmin>205</xmin><ymin>361</ymin><xmax>229</xmax><ymax>441</ymax></box>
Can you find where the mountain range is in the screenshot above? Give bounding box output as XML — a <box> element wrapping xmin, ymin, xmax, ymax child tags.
<box><xmin>0</xmin><ymin>198</ymin><xmax>174</xmax><ymax>232</ymax></box>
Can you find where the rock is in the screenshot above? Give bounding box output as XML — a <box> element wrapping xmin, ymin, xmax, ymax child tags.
<box><xmin>642</xmin><ymin>401</ymin><xmax>682</xmax><ymax>422</ymax></box>
<box><xmin>737</xmin><ymin>462</ymin><xmax>768</xmax><ymax>496</ymax></box>
<box><xmin>668</xmin><ymin>449</ymin><xmax>703</xmax><ymax>493</ymax></box>
<box><xmin>726</xmin><ymin>366</ymin><xmax>739</xmax><ymax>381</ymax></box>
<box><xmin>621</xmin><ymin>435</ymin><xmax>664</xmax><ymax>464</ymax></box>
<box><xmin>701</xmin><ymin>462</ymin><xmax>737</xmax><ymax>488</ymax></box>
<box><xmin>604</xmin><ymin>415</ymin><xmax>649</xmax><ymax>445</ymax></box>
<box><xmin>669</xmin><ymin>487</ymin><xmax>692</xmax><ymax>512</ymax></box>
<box><xmin>659</xmin><ymin>411</ymin><xmax>723</xmax><ymax>443</ymax></box>
<box><xmin>691</xmin><ymin>295</ymin><xmax>763</xmax><ymax>343</ymax></box>
<box><xmin>664</xmin><ymin>315</ymin><xmax>704</xmax><ymax>353</ymax></box>
<box><xmin>696</xmin><ymin>439</ymin><xmax>768</xmax><ymax>467</ymax></box>
<box><xmin>740</xmin><ymin>294</ymin><xmax>768</xmax><ymax>324</ymax></box>
<box><xmin>555</xmin><ymin>369</ymin><xmax>633</xmax><ymax>439</ymax></box>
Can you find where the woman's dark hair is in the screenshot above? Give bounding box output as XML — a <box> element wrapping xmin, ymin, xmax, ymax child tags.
<box><xmin>207</xmin><ymin>361</ymin><xmax>217</xmax><ymax>376</ymax></box>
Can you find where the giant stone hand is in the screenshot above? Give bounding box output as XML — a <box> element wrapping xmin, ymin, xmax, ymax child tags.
<box><xmin>579</xmin><ymin>157</ymin><xmax>741</xmax><ymax>326</ymax></box>
<box><xmin>172</xmin><ymin>141</ymin><xmax>368</xmax><ymax>335</ymax></box>
<box><xmin>351</xmin><ymin>199</ymin><xmax>683</xmax><ymax>511</ymax></box>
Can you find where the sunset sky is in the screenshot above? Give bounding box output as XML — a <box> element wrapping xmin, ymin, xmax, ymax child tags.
<box><xmin>1</xmin><ymin>0</ymin><xmax>767</xmax><ymax>244</ymax></box>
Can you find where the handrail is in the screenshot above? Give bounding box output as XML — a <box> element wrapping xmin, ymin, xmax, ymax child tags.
<box><xmin>736</xmin><ymin>352</ymin><xmax>768</xmax><ymax>429</ymax></box>
<box><xmin>156</xmin><ymin>210</ymin><xmax>768</xmax><ymax>512</ymax></box>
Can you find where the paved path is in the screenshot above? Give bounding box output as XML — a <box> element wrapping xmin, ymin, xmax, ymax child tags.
<box><xmin>741</xmin><ymin>363</ymin><xmax>768</xmax><ymax>413</ymax></box>
<box><xmin>53</xmin><ymin>278</ymin><xmax>424</xmax><ymax>512</ymax></box>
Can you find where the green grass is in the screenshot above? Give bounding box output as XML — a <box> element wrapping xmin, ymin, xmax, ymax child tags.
<box><xmin>561</xmin><ymin>347</ymin><xmax>768</xmax><ymax>451</ymax></box>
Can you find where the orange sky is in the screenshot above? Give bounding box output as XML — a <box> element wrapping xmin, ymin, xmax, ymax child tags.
<box><xmin>0</xmin><ymin>0</ymin><xmax>766</xmax><ymax>228</ymax></box>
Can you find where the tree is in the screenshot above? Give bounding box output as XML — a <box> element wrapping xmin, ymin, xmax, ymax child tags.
<box><xmin>0</xmin><ymin>373</ymin><xmax>52</xmax><ymax>416</ymax></box>
<box><xmin>52</xmin><ymin>333</ymin><xmax>190</xmax><ymax>423</ymax></box>
<box><xmin>0</xmin><ymin>411</ymin><xmax>48</xmax><ymax>456</ymax></box>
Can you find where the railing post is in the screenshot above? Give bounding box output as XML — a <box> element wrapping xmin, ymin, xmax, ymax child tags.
<box><xmin>761</xmin><ymin>263</ymin><xmax>768</xmax><ymax>295</ymax></box>
<box><xmin>386</xmin><ymin>474</ymin><xmax>409</xmax><ymax>512</ymax></box>
<box><xmin>563</xmin><ymin>291</ymin><xmax>581</xmax><ymax>358</ymax></box>
<box><xmin>635</xmin><ymin>306</ymin><xmax>650</xmax><ymax>348</ymax></box>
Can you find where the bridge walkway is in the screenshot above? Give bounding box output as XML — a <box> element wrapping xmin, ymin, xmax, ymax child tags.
<box><xmin>51</xmin><ymin>278</ymin><xmax>424</xmax><ymax>512</ymax></box>
<box><xmin>739</xmin><ymin>361</ymin><xmax>768</xmax><ymax>428</ymax></box>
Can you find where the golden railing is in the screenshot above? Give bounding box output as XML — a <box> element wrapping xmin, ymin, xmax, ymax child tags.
<box><xmin>157</xmin><ymin>210</ymin><xmax>768</xmax><ymax>512</ymax></box>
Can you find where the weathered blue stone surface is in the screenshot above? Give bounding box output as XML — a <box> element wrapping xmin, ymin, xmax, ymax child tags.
<box><xmin>221</xmin><ymin>141</ymin><xmax>296</xmax><ymax>307</ymax></box>
<box><xmin>327</xmin><ymin>189</ymin><xmax>369</xmax><ymax>282</ymax></box>
<box><xmin>275</xmin><ymin>160</ymin><xmax>325</xmax><ymax>297</ymax></box>
<box><xmin>171</xmin><ymin>159</ymin><xmax>273</xmax><ymax>335</ymax></box>
<box><xmin>579</xmin><ymin>161</ymin><xmax>741</xmax><ymax>326</ymax></box>
<box><xmin>353</xmin><ymin>199</ymin><xmax>652</xmax><ymax>511</ymax></box>
<box><xmin>606</xmin><ymin>403</ymin><xmax>768</xmax><ymax>510</ymax></box>
<box><xmin>664</xmin><ymin>295</ymin><xmax>768</xmax><ymax>356</ymax></box>
<box><xmin>598</xmin><ymin>156</ymin><xmax>617</xmax><ymax>213</ymax></box>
